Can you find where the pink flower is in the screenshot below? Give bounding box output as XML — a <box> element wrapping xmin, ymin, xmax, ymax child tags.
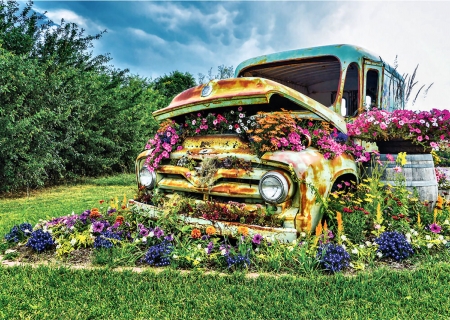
<box><xmin>393</xmin><ymin>166</ymin><xmax>402</xmax><ymax>173</ymax></box>
<box><xmin>417</xmin><ymin>136</ymin><xmax>423</xmax><ymax>142</ymax></box>
<box><xmin>386</xmin><ymin>154</ymin><xmax>395</xmax><ymax>162</ymax></box>
<box><xmin>176</xmin><ymin>145</ymin><xmax>183</xmax><ymax>151</ymax></box>
<box><xmin>238</xmin><ymin>106</ymin><xmax>243</xmax><ymax>111</ymax></box>
<box><xmin>429</xmin><ymin>223</ymin><xmax>442</xmax><ymax>234</ymax></box>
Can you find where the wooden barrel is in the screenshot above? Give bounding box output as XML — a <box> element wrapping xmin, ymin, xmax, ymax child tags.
<box><xmin>365</xmin><ymin>153</ymin><xmax>438</xmax><ymax>206</ymax></box>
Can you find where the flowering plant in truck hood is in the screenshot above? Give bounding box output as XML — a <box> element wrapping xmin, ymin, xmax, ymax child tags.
<box><xmin>144</xmin><ymin>107</ymin><xmax>370</xmax><ymax>171</ymax></box>
<box><xmin>346</xmin><ymin>108</ymin><xmax>450</xmax><ymax>150</ymax></box>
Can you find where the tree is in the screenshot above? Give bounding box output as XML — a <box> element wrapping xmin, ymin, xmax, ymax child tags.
<box><xmin>152</xmin><ymin>70</ymin><xmax>196</xmax><ymax>108</ymax></box>
<box><xmin>197</xmin><ymin>64</ymin><xmax>234</xmax><ymax>85</ymax></box>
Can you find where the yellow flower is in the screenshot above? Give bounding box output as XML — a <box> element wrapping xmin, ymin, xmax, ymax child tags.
<box><xmin>205</xmin><ymin>226</ymin><xmax>216</xmax><ymax>236</ymax></box>
<box><xmin>397</xmin><ymin>152</ymin><xmax>407</xmax><ymax>166</ymax></box>
<box><xmin>237</xmin><ymin>226</ymin><xmax>249</xmax><ymax>236</ymax></box>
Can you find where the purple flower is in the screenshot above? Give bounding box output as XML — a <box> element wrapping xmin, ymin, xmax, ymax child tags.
<box><xmin>252</xmin><ymin>234</ymin><xmax>263</xmax><ymax>245</ymax></box>
<box><xmin>164</xmin><ymin>234</ymin><xmax>174</xmax><ymax>242</ymax></box>
<box><xmin>107</xmin><ymin>208</ymin><xmax>117</xmax><ymax>215</ymax></box>
<box><xmin>206</xmin><ymin>241</ymin><xmax>214</xmax><ymax>254</ymax></box>
<box><xmin>429</xmin><ymin>223</ymin><xmax>442</xmax><ymax>234</ymax></box>
<box><xmin>154</xmin><ymin>227</ymin><xmax>164</xmax><ymax>239</ymax></box>
<box><xmin>140</xmin><ymin>227</ymin><xmax>150</xmax><ymax>237</ymax></box>
<box><xmin>92</xmin><ymin>221</ymin><xmax>105</xmax><ymax>233</ymax></box>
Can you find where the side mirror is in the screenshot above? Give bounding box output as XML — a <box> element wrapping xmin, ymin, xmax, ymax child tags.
<box><xmin>340</xmin><ymin>98</ymin><xmax>347</xmax><ymax>117</ymax></box>
<box><xmin>365</xmin><ymin>96</ymin><xmax>372</xmax><ymax>110</ymax></box>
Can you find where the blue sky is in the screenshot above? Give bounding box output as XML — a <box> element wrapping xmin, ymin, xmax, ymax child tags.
<box><xmin>29</xmin><ymin>1</ymin><xmax>450</xmax><ymax>111</ymax></box>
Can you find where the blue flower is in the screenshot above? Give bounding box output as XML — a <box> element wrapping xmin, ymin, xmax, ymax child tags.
<box><xmin>317</xmin><ymin>243</ymin><xmax>350</xmax><ymax>273</ymax></box>
<box><xmin>375</xmin><ymin>231</ymin><xmax>414</xmax><ymax>261</ymax></box>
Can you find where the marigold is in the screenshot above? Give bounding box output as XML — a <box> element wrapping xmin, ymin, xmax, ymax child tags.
<box><xmin>205</xmin><ymin>226</ymin><xmax>216</xmax><ymax>235</ymax></box>
<box><xmin>237</xmin><ymin>226</ymin><xmax>249</xmax><ymax>236</ymax></box>
<box><xmin>89</xmin><ymin>208</ymin><xmax>101</xmax><ymax>219</ymax></box>
<box><xmin>115</xmin><ymin>215</ymin><xmax>124</xmax><ymax>225</ymax></box>
<box><xmin>191</xmin><ymin>228</ymin><xmax>201</xmax><ymax>239</ymax></box>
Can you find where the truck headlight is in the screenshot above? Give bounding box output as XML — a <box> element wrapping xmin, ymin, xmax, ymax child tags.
<box><xmin>139</xmin><ymin>167</ymin><xmax>156</xmax><ymax>189</ymax></box>
<box><xmin>258</xmin><ymin>171</ymin><xmax>289</xmax><ymax>203</ymax></box>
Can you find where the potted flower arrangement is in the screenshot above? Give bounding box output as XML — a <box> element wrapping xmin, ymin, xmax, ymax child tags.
<box><xmin>346</xmin><ymin>108</ymin><xmax>450</xmax><ymax>153</ymax></box>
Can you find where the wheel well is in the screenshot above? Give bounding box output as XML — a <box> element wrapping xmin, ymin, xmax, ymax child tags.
<box><xmin>331</xmin><ymin>173</ymin><xmax>358</xmax><ymax>193</ymax></box>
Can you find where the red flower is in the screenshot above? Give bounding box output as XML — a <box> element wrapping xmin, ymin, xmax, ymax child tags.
<box><xmin>99</xmin><ymin>200</ymin><xmax>105</xmax><ymax>204</ymax></box>
<box><xmin>392</xmin><ymin>215</ymin><xmax>400</xmax><ymax>220</ymax></box>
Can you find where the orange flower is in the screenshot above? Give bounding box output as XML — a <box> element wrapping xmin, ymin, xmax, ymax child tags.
<box><xmin>191</xmin><ymin>228</ymin><xmax>201</xmax><ymax>239</ymax></box>
<box><xmin>89</xmin><ymin>208</ymin><xmax>101</xmax><ymax>219</ymax></box>
<box><xmin>205</xmin><ymin>226</ymin><xmax>216</xmax><ymax>236</ymax></box>
<box><xmin>336</xmin><ymin>211</ymin><xmax>344</xmax><ymax>233</ymax></box>
<box><xmin>315</xmin><ymin>221</ymin><xmax>323</xmax><ymax>237</ymax></box>
<box><xmin>115</xmin><ymin>215</ymin><xmax>124</xmax><ymax>225</ymax></box>
<box><xmin>237</xmin><ymin>226</ymin><xmax>249</xmax><ymax>236</ymax></box>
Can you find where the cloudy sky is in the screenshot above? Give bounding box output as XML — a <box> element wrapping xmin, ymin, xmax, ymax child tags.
<box><xmin>30</xmin><ymin>1</ymin><xmax>450</xmax><ymax>111</ymax></box>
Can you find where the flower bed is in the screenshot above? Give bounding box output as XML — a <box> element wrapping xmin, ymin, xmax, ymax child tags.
<box><xmin>3</xmin><ymin>155</ymin><xmax>450</xmax><ymax>274</ymax></box>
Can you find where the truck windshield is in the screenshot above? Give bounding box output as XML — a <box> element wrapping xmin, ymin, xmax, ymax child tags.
<box><xmin>238</xmin><ymin>56</ymin><xmax>341</xmax><ymax>107</ymax></box>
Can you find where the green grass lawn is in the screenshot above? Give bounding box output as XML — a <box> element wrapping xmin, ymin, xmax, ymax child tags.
<box><xmin>0</xmin><ymin>174</ymin><xmax>136</xmax><ymax>237</ymax></box>
<box><xmin>2</xmin><ymin>174</ymin><xmax>450</xmax><ymax>319</ymax></box>
<box><xmin>1</xmin><ymin>264</ymin><xmax>450</xmax><ymax>319</ymax></box>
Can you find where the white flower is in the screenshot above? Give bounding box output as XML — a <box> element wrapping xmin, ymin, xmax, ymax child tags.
<box><xmin>243</xmin><ymin>126</ymin><xmax>248</xmax><ymax>131</ymax></box>
<box><xmin>236</xmin><ymin>128</ymin><xmax>242</xmax><ymax>134</ymax></box>
<box><xmin>349</xmin><ymin>262</ymin><xmax>354</xmax><ymax>268</ymax></box>
<box><xmin>300</xmin><ymin>232</ymin><xmax>306</xmax><ymax>238</ymax></box>
<box><xmin>247</xmin><ymin>120</ymin><xmax>251</xmax><ymax>124</ymax></box>
<box><xmin>195</xmin><ymin>257</ymin><xmax>202</xmax><ymax>262</ymax></box>
<box><xmin>288</xmin><ymin>246</ymin><xmax>294</xmax><ymax>252</ymax></box>
<box><xmin>134</xmin><ymin>238</ymin><xmax>141</xmax><ymax>243</ymax></box>
<box><xmin>70</xmin><ymin>238</ymin><xmax>77</xmax><ymax>246</ymax></box>
<box><xmin>56</xmin><ymin>244</ymin><xmax>61</xmax><ymax>249</ymax></box>
<box><xmin>425</xmin><ymin>235</ymin><xmax>431</xmax><ymax>240</ymax></box>
<box><xmin>439</xmin><ymin>235</ymin><xmax>444</xmax><ymax>240</ymax></box>
<box><xmin>351</xmin><ymin>248</ymin><xmax>359</xmax><ymax>254</ymax></box>
<box><xmin>71</xmin><ymin>211</ymin><xmax>75</xmax><ymax>215</ymax></box>
<box><xmin>292</xmin><ymin>239</ymin><xmax>297</xmax><ymax>245</ymax></box>
<box><xmin>221</xmin><ymin>249</ymin><xmax>227</xmax><ymax>256</ymax></box>
<box><xmin>229</xmin><ymin>125</ymin><xmax>233</xmax><ymax>130</ymax></box>
<box><xmin>376</xmin><ymin>252</ymin><xmax>383</xmax><ymax>258</ymax></box>
<box><xmin>230</xmin><ymin>110</ymin><xmax>234</xmax><ymax>114</ymax></box>
<box><xmin>445</xmin><ymin>220</ymin><xmax>450</xmax><ymax>225</ymax></box>
<box><xmin>341</xmin><ymin>235</ymin><xmax>347</xmax><ymax>241</ymax></box>
<box><xmin>359</xmin><ymin>244</ymin><xmax>365</xmax><ymax>249</ymax></box>
<box><xmin>365</xmin><ymin>241</ymin><xmax>372</xmax><ymax>247</ymax></box>
<box><xmin>342</xmin><ymin>244</ymin><xmax>347</xmax><ymax>250</ymax></box>
<box><xmin>443</xmin><ymin>240</ymin><xmax>448</xmax><ymax>245</ymax></box>
<box><xmin>172</xmin><ymin>254</ymin><xmax>179</xmax><ymax>260</ymax></box>
<box><xmin>5</xmin><ymin>249</ymin><xmax>17</xmax><ymax>254</ymax></box>
<box><xmin>255</xmin><ymin>248</ymin><xmax>259</xmax><ymax>252</ymax></box>
<box><xmin>142</xmin><ymin>237</ymin><xmax>147</xmax><ymax>243</ymax></box>
<box><xmin>427</xmin><ymin>243</ymin><xmax>433</xmax><ymax>249</ymax></box>
<box><xmin>204</xmin><ymin>248</ymin><xmax>209</xmax><ymax>254</ymax></box>
<box><xmin>197</xmin><ymin>244</ymin><xmax>202</xmax><ymax>249</ymax></box>
<box><xmin>149</xmin><ymin>231</ymin><xmax>155</xmax><ymax>238</ymax></box>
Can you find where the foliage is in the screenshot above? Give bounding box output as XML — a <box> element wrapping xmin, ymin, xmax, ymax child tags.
<box><xmin>0</xmin><ymin>1</ymin><xmax>161</xmax><ymax>192</ymax></box>
<box><xmin>347</xmin><ymin>108</ymin><xmax>450</xmax><ymax>150</ymax></box>
<box><xmin>152</xmin><ymin>70</ymin><xmax>196</xmax><ymax>107</ymax></box>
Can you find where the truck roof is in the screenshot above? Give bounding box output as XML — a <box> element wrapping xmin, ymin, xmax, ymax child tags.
<box><xmin>235</xmin><ymin>44</ymin><xmax>401</xmax><ymax>79</ymax></box>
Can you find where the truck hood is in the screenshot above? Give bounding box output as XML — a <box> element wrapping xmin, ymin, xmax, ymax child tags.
<box><xmin>153</xmin><ymin>77</ymin><xmax>347</xmax><ymax>134</ymax></box>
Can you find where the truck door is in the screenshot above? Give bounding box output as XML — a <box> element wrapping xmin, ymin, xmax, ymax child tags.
<box><xmin>362</xmin><ymin>60</ymin><xmax>383</xmax><ymax>110</ymax></box>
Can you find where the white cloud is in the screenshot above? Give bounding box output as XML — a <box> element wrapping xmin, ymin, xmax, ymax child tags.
<box><xmin>34</xmin><ymin>6</ymin><xmax>106</xmax><ymax>33</ymax></box>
